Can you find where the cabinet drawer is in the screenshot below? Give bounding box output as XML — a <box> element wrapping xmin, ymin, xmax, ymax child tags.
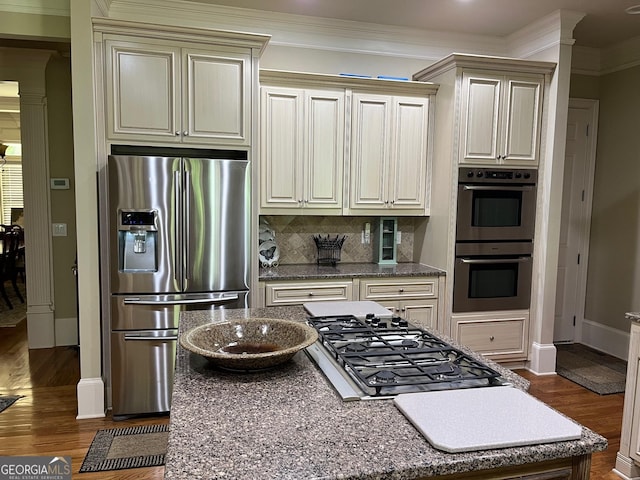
<box><xmin>456</xmin><ymin>317</ymin><xmax>526</xmax><ymax>358</ymax></box>
<box><xmin>360</xmin><ymin>278</ymin><xmax>438</xmax><ymax>300</ymax></box>
<box><xmin>265</xmin><ymin>281</ymin><xmax>353</xmax><ymax>306</ymax></box>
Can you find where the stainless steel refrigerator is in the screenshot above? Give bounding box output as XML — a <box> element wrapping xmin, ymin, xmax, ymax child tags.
<box><xmin>107</xmin><ymin>153</ymin><xmax>250</xmax><ymax>418</ymax></box>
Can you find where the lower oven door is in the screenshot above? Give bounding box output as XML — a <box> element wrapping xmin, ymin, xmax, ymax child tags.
<box><xmin>111</xmin><ymin>329</ymin><xmax>177</xmax><ymax>419</ymax></box>
<box><xmin>453</xmin><ymin>242</ymin><xmax>533</xmax><ymax>313</ymax></box>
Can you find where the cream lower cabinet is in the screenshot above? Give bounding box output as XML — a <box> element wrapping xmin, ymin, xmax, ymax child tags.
<box><xmin>452</xmin><ymin>310</ymin><xmax>529</xmax><ymax>362</ymax></box>
<box><xmin>459</xmin><ymin>71</ymin><xmax>543</xmax><ymax>167</ymax></box>
<box><xmin>262</xmin><ymin>280</ymin><xmax>353</xmax><ymax>306</ymax></box>
<box><xmin>615</xmin><ymin>320</ymin><xmax>640</xmax><ymax>479</ymax></box>
<box><xmin>260</xmin><ymin>85</ymin><xmax>345</xmax><ymax>214</ymax></box>
<box><xmin>347</xmin><ymin>93</ymin><xmax>431</xmax><ymax>215</ymax></box>
<box><xmin>103</xmin><ymin>36</ymin><xmax>253</xmax><ymax>146</ymax></box>
<box><xmin>359</xmin><ymin>277</ymin><xmax>439</xmax><ymax>331</ymax></box>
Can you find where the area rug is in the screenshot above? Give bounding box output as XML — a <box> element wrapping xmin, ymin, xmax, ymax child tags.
<box><xmin>0</xmin><ymin>395</ymin><xmax>23</xmax><ymax>413</ymax></box>
<box><xmin>0</xmin><ymin>283</ymin><xmax>26</xmax><ymax>327</ymax></box>
<box><xmin>555</xmin><ymin>343</ymin><xmax>627</xmax><ymax>395</ymax></box>
<box><xmin>79</xmin><ymin>424</ymin><xmax>169</xmax><ymax>473</ymax></box>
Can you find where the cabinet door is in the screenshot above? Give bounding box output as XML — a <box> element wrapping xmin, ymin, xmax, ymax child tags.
<box><xmin>349</xmin><ymin>93</ymin><xmax>392</xmax><ymax>210</ymax></box>
<box><xmin>106</xmin><ymin>40</ymin><xmax>180</xmax><ymax>142</ymax></box>
<box><xmin>389</xmin><ymin>96</ymin><xmax>429</xmax><ymax>210</ymax></box>
<box><xmin>501</xmin><ymin>76</ymin><xmax>542</xmax><ymax>165</ymax></box>
<box><xmin>627</xmin><ymin>323</ymin><xmax>640</xmax><ymax>463</ymax></box>
<box><xmin>183</xmin><ymin>48</ymin><xmax>251</xmax><ymax>145</ymax></box>
<box><xmin>460</xmin><ymin>73</ymin><xmax>501</xmax><ymax>164</ymax></box>
<box><xmin>260</xmin><ymin>86</ymin><xmax>305</xmax><ymax>210</ymax></box>
<box><xmin>461</xmin><ymin>72</ymin><xmax>543</xmax><ymax>166</ymax></box>
<box><xmin>402</xmin><ymin>300</ymin><xmax>438</xmax><ymax>330</ymax></box>
<box><xmin>304</xmin><ymin>89</ymin><xmax>345</xmax><ymax>211</ymax></box>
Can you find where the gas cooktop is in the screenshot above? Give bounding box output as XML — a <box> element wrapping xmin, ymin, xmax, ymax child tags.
<box><xmin>305</xmin><ymin>314</ymin><xmax>510</xmax><ymax>401</ymax></box>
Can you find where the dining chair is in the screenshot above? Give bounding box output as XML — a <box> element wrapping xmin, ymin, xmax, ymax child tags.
<box><xmin>0</xmin><ymin>226</ymin><xmax>25</xmax><ymax>309</ymax></box>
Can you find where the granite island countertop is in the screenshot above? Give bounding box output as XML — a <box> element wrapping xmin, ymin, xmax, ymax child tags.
<box><xmin>259</xmin><ymin>262</ymin><xmax>445</xmax><ymax>281</ymax></box>
<box><xmin>165</xmin><ymin>307</ymin><xmax>607</xmax><ymax>480</ymax></box>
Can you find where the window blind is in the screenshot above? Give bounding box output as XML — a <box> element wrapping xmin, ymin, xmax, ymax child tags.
<box><xmin>0</xmin><ymin>162</ymin><xmax>24</xmax><ymax>225</ymax></box>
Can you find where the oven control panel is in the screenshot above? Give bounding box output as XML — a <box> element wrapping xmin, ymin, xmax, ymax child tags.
<box><xmin>459</xmin><ymin>167</ymin><xmax>537</xmax><ymax>184</ymax></box>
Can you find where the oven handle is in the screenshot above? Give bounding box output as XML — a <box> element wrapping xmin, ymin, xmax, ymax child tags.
<box><xmin>462</xmin><ymin>185</ymin><xmax>534</xmax><ymax>192</ymax></box>
<box><xmin>460</xmin><ymin>257</ymin><xmax>531</xmax><ymax>264</ymax></box>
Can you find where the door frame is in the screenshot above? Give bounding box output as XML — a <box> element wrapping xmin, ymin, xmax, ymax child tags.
<box><xmin>560</xmin><ymin>98</ymin><xmax>599</xmax><ymax>343</ymax></box>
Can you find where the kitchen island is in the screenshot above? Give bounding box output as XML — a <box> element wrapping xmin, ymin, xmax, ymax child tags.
<box><xmin>165</xmin><ymin>307</ymin><xmax>607</xmax><ymax>480</ymax></box>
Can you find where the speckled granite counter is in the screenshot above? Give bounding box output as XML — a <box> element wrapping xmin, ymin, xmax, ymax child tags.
<box><xmin>259</xmin><ymin>262</ymin><xmax>445</xmax><ymax>281</ymax></box>
<box><xmin>627</xmin><ymin>312</ymin><xmax>640</xmax><ymax>322</ymax></box>
<box><xmin>165</xmin><ymin>307</ymin><xmax>607</xmax><ymax>480</ymax></box>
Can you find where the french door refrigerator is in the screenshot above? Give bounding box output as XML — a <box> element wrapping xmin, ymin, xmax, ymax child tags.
<box><xmin>107</xmin><ymin>153</ymin><xmax>250</xmax><ymax>418</ymax></box>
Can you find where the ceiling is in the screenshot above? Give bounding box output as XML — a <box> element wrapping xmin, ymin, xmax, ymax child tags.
<box><xmin>192</xmin><ymin>0</ymin><xmax>640</xmax><ymax>49</ymax></box>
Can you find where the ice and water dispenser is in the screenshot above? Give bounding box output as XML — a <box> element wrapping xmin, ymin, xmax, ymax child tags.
<box><xmin>118</xmin><ymin>210</ymin><xmax>158</xmax><ymax>272</ymax></box>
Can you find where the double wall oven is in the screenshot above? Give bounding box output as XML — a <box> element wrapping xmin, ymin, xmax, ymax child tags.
<box><xmin>453</xmin><ymin>167</ymin><xmax>537</xmax><ymax>313</ymax></box>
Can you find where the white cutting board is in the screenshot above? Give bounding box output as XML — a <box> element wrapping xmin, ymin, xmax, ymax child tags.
<box><xmin>304</xmin><ymin>301</ymin><xmax>393</xmax><ymax>319</ymax></box>
<box><xmin>394</xmin><ymin>387</ymin><xmax>582</xmax><ymax>453</ymax></box>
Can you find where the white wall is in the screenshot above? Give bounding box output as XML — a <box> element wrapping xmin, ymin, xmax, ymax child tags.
<box><xmin>584</xmin><ymin>65</ymin><xmax>640</xmax><ymax>333</ymax></box>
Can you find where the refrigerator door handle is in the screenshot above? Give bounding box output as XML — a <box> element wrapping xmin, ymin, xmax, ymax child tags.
<box><xmin>123</xmin><ymin>293</ymin><xmax>239</xmax><ymax>306</ymax></box>
<box><xmin>124</xmin><ymin>331</ymin><xmax>179</xmax><ymax>342</ymax></box>
<box><xmin>184</xmin><ymin>169</ymin><xmax>191</xmax><ymax>280</ymax></box>
<box><xmin>174</xmin><ymin>170</ymin><xmax>183</xmax><ymax>283</ymax></box>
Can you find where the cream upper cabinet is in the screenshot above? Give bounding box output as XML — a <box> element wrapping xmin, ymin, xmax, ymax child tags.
<box><xmin>105</xmin><ymin>38</ymin><xmax>251</xmax><ymax>146</ymax></box>
<box><xmin>260</xmin><ymin>85</ymin><xmax>345</xmax><ymax>214</ymax></box>
<box><xmin>347</xmin><ymin>93</ymin><xmax>430</xmax><ymax>215</ymax></box>
<box><xmin>460</xmin><ymin>71</ymin><xmax>543</xmax><ymax>166</ymax></box>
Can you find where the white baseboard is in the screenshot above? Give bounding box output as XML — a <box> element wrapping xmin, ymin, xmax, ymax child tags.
<box><xmin>55</xmin><ymin>316</ymin><xmax>78</xmax><ymax>346</ymax></box>
<box><xmin>528</xmin><ymin>342</ymin><xmax>557</xmax><ymax>374</ymax></box>
<box><xmin>581</xmin><ymin>318</ymin><xmax>629</xmax><ymax>361</ymax></box>
<box><xmin>76</xmin><ymin>377</ymin><xmax>106</xmax><ymax>419</ymax></box>
<box><xmin>614</xmin><ymin>452</ymin><xmax>640</xmax><ymax>479</ymax></box>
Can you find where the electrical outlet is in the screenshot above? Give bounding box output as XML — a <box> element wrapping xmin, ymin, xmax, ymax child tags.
<box><xmin>397</xmin><ymin>231</ymin><xmax>402</xmax><ymax>244</ymax></box>
<box><xmin>52</xmin><ymin>223</ymin><xmax>67</xmax><ymax>237</ymax></box>
<box><xmin>364</xmin><ymin>222</ymin><xmax>371</xmax><ymax>244</ymax></box>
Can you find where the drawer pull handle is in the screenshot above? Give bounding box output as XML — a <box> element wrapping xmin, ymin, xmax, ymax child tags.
<box><xmin>489</xmin><ymin>335</ymin><xmax>495</xmax><ymax>341</ymax></box>
<box><xmin>399</xmin><ymin>288</ymin><xmax>404</xmax><ymax>292</ymax></box>
<box><xmin>308</xmin><ymin>292</ymin><xmax>314</xmax><ymax>296</ymax></box>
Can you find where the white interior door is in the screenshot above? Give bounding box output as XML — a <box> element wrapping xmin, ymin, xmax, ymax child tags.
<box><xmin>554</xmin><ymin>99</ymin><xmax>598</xmax><ymax>343</ymax></box>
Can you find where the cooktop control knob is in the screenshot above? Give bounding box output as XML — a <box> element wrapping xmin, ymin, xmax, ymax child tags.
<box><xmin>515</xmin><ymin>172</ymin><xmax>522</xmax><ymax>178</ymax></box>
<box><xmin>399</xmin><ymin>319</ymin><xmax>409</xmax><ymax>328</ymax></box>
<box><xmin>476</xmin><ymin>171</ymin><xmax>484</xmax><ymax>178</ymax></box>
<box><xmin>467</xmin><ymin>170</ymin><xmax>474</xmax><ymax>178</ymax></box>
<box><xmin>391</xmin><ymin>316</ymin><xmax>402</xmax><ymax>326</ymax></box>
<box><xmin>524</xmin><ymin>172</ymin><xmax>531</xmax><ymax>179</ymax></box>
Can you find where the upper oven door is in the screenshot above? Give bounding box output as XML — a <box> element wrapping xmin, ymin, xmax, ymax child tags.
<box><xmin>456</xmin><ymin>182</ymin><xmax>536</xmax><ymax>242</ymax></box>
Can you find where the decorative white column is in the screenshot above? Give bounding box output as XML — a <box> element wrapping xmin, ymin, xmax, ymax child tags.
<box><xmin>0</xmin><ymin>46</ymin><xmax>56</xmax><ymax>348</ymax></box>
<box><xmin>20</xmin><ymin>90</ymin><xmax>56</xmax><ymax>348</ymax></box>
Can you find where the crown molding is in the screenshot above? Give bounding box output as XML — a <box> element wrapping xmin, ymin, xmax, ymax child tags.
<box><xmin>572</xmin><ymin>36</ymin><xmax>640</xmax><ymax>76</ymax></box>
<box><xmin>107</xmin><ymin>0</ymin><xmax>508</xmax><ymax>61</ymax></box>
<box><xmin>571</xmin><ymin>46</ymin><xmax>601</xmax><ymax>76</ymax></box>
<box><xmin>0</xmin><ymin>0</ymin><xmax>69</xmax><ymax>17</ymax></box>
<box><xmin>600</xmin><ymin>35</ymin><xmax>640</xmax><ymax>74</ymax></box>
<box><xmin>507</xmin><ymin>9</ymin><xmax>584</xmax><ymax>59</ymax></box>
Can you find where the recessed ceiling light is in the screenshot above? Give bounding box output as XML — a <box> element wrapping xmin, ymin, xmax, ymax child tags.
<box><xmin>625</xmin><ymin>4</ymin><xmax>640</xmax><ymax>14</ymax></box>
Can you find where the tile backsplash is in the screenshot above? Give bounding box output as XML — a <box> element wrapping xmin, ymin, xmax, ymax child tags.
<box><xmin>260</xmin><ymin>215</ymin><xmax>415</xmax><ymax>265</ymax></box>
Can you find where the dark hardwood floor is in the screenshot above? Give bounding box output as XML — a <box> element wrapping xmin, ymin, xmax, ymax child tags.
<box><xmin>0</xmin><ymin>320</ymin><xmax>624</xmax><ymax>479</ymax></box>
